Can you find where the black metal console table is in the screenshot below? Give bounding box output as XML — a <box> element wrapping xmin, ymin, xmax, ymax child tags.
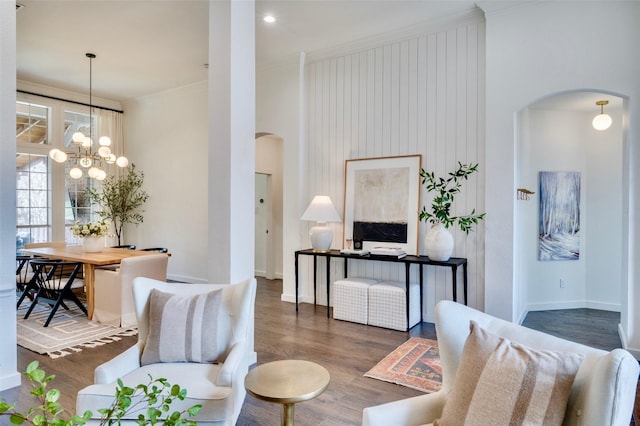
<box><xmin>294</xmin><ymin>249</ymin><xmax>468</xmax><ymax>331</ymax></box>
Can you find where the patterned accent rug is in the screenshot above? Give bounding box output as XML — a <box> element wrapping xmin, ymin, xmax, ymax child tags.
<box><xmin>365</xmin><ymin>337</ymin><xmax>442</xmax><ymax>393</ymax></box>
<box><xmin>16</xmin><ymin>299</ymin><xmax>137</xmax><ymax>359</ymax></box>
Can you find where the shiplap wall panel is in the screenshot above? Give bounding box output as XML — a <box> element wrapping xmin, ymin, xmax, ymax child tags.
<box><xmin>303</xmin><ymin>20</ymin><xmax>485</xmax><ymax>314</ymax></box>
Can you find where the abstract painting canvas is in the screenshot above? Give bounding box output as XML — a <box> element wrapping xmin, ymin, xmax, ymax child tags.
<box><xmin>538</xmin><ymin>171</ymin><xmax>581</xmax><ymax>261</ymax></box>
<box><xmin>344</xmin><ymin>155</ymin><xmax>421</xmax><ymax>255</ymax></box>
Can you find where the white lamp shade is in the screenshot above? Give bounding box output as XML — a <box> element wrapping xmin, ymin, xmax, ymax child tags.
<box><xmin>98</xmin><ymin>146</ymin><xmax>111</xmax><ymax>158</ymax></box>
<box><xmin>116</xmin><ymin>156</ymin><xmax>129</xmax><ymax>167</ymax></box>
<box><xmin>98</xmin><ymin>136</ymin><xmax>112</xmax><ymax>146</ymax></box>
<box><xmin>301</xmin><ymin>195</ymin><xmax>341</xmax><ymax>222</ymax></box>
<box><xmin>592</xmin><ymin>113</ymin><xmax>612</xmax><ymax>131</ymax></box>
<box><xmin>69</xmin><ymin>167</ymin><xmax>83</xmax><ymax>179</ymax></box>
<box><xmin>72</xmin><ymin>131</ymin><xmax>85</xmax><ymax>144</ymax></box>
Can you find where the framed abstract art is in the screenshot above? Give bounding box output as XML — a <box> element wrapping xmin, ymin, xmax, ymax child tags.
<box><xmin>343</xmin><ymin>155</ymin><xmax>422</xmax><ymax>255</ymax></box>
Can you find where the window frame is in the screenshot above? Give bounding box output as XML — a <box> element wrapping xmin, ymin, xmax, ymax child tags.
<box><xmin>16</xmin><ymin>93</ymin><xmax>102</xmax><ymax>244</ymax></box>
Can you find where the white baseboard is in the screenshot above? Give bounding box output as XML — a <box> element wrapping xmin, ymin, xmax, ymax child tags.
<box><xmin>525</xmin><ymin>300</ymin><xmax>621</xmax><ymax>313</ymax></box>
<box><xmin>0</xmin><ymin>371</ymin><xmax>21</xmax><ymax>391</ymax></box>
<box><xmin>166</xmin><ymin>273</ymin><xmax>208</xmax><ymax>284</ymax></box>
<box><xmin>281</xmin><ymin>294</ymin><xmax>326</xmax><ymax>306</ymax></box>
<box><xmin>618</xmin><ymin>323</ymin><xmax>640</xmax><ymax>359</ymax></box>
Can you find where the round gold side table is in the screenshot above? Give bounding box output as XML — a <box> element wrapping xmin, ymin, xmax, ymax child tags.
<box><xmin>244</xmin><ymin>359</ymin><xmax>330</xmax><ymax>426</ymax></box>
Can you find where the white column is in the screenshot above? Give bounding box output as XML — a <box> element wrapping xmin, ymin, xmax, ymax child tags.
<box><xmin>0</xmin><ymin>0</ymin><xmax>20</xmax><ymax>391</ymax></box>
<box><xmin>208</xmin><ymin>0</ymin><xmax>255</xmax><ymax>284</ymax></box>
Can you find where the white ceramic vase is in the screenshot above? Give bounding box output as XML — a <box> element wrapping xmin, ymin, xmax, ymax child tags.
<box><xmin>82</xmin><ymin>235</ymin><xmax>104</xmax><ymax>253</ymax></box>
<box><xmin>424</xmin><ymin>223</ymin><xmax>454</xmax><ymax>261</ymax></box>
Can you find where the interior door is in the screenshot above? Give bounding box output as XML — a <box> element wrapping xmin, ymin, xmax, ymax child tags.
<box><xmin>254</xmin><ymin>173</ymin><xmax>270</xmax><ymax>277</ymax></box>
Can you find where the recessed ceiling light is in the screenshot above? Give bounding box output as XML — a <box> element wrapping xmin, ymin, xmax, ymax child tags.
<box><xmin>263</xmin><ymin>15</ymin><xmax>276</xmax><ymax>24</ymax></box>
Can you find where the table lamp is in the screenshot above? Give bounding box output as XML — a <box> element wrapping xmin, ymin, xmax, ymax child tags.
<box><xmin>301</xmin><ymin>195</ymin><xmax>342</xmax><ymax>252</ymax></box>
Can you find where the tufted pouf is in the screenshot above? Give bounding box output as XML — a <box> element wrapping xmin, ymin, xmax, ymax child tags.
<box><xmin>368</xmin><ymin>280</ymin><xmax>420</xmax><ymax>331</ymax></box>
<box><xmin>333</xmin><ymin>278</ymin><xmax>379</xmax><ymax>324</ymax></box>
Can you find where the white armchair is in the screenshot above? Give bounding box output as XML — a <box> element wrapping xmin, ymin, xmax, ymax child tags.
<box><xmin>77</xmin><ymin>277</ymin><xmax>257</xmax><ymax>425</ymax></box>
<box><xmin>92</xmin><ymin>254</ymin><xmax>168</xmax><ymax>327</ymax></box>
<box><xmin>363</xmin><ymin>300</ymin><xmax>639</xmax><ymax>426</ymax></box>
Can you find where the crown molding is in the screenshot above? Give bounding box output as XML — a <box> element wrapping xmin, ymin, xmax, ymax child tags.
<box><xmin>304</xmin><ymin>6</ymin><xmax>485</xmax><ymax>64</ymax></box>
<box><xmin>477</xmin><ymin>1</ymin><xmax>541</xmax><ymax>19</ymax></box>
<box><xmin>17</xmin><ymin>79</ymin><xmax>122</xmax><ymax>111</ymax></box>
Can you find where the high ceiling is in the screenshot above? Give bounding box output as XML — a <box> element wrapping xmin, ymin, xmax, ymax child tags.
<box><xmin>16</xmin><ymin>0</ymin><xmax>478</xmax><ymax>103</ymax></box>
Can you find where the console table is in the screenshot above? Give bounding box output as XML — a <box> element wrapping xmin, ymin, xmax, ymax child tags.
<box><xmin>294</xmin><ymin>249</ymin><xmax>468</xmax><ymax>330</ymax></box>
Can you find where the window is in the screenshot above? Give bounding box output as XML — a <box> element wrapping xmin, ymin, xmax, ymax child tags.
<box><xmin>63</xmin><ymin>110</ymin><xmax>99</xmax><ymax>244</ymax></box>
<box><xmin>16</xmin><ymin>102</ymin><xmax>48</xmax><ymax>145</ymax></box>
<box><xmin>16</xmin><ymin>153</ymin><xmax>50</xmax><ymax>248</ymax></box>
<box><xmin>16</xmin><ymin>98</ymin><xmax>105</xmax><ymax>247</ymax></box>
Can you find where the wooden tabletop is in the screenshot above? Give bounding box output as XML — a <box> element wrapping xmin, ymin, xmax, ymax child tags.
<box><xmin>20</xmin><ymin>245</ymin><xmax>169</xmax><ymax>320</ymax></box>
<box><xmin>20</xmin><ymin>245</ymin><xmax>165</xmax><ymax>265</ymax></box>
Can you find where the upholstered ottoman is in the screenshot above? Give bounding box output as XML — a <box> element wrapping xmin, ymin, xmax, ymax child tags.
<box><xmin>333</xmin><ymin>278</ymin><xmax>378</xmax><ymax>324</ymax></box>
<box><xmin>368</xmin><ymin>281</ymin><xmax>421</xmax><ymax>331</ymax></box>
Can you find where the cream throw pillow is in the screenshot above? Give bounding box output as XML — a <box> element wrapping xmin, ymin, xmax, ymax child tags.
<box><xmin>434</xmin><ymin>321</ymin><xmax>583</xmax><ymax>426</ymax></box>
<box><xmin>141</xmin><ymin>288</ymin><xmax>223</xmax><ymax>366</ymax></box>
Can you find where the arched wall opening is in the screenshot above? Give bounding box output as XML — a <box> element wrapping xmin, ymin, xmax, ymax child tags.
<box><xmin>255</xmin><ymin>133</ymin><xmax>284</xmax><ymax>280</ymax></box>
<box><xmin>515</xmin><ymin>90</ymin><xmax>625</xmax><ymax>322</ymax></box>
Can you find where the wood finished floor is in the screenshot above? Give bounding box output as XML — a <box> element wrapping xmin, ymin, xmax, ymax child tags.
<box><xmin>2</xmin><ymin>278</ymin><xmax>636</xmax><ymax>425</ymax></box>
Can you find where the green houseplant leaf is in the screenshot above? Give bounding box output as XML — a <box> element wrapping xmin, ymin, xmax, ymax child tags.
<box><xmin>0</xmin><ymin>362</ymin><xmax>201</xmax><ymax>426</ymax></box>
<box><xmin>419</xmin><ymin>161</ymin><xmax>486</xmax><ymax>234</ymax></box>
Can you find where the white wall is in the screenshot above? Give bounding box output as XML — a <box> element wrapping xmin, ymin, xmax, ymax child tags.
<box><xmin>481</xmin><ymin>1</ymin><xmax>640</xmax><ymax>355</ymax></box>
<box><xmin>300</xmin><ymin>15</ymin><xmax>486</xmax><ymax>320</ymax></box>
<box><xmin>516</xmin><ymin>105</ymin><xmax>623</xmax><ymax>315</ymax></box>
<box><xmin>256</xmin><ymin>58</ymin><xmax>303</xmax><ymax>301</ymax></box>
<box><xmin>123</xmin><ymin>81</ymin><xmax>209</xmax><ymax>283</ymax></box>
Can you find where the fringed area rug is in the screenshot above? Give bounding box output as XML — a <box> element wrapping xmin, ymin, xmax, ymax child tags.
<box><xmin>365</xmin><ymin>337</ymin><xmax>442</xmax><ymax>393</ymax></box>
<box><xmin>17</xmin><ymin>300</ymin><xmax>137</xmax><ymax>359</ymax></box>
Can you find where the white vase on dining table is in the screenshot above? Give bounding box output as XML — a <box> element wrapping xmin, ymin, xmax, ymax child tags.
<box><xmin>82</xmin><ymin>236</ymin><xmax>104</xmax><ymax>253</ymax></box>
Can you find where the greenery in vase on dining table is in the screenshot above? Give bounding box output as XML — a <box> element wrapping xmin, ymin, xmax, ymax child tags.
<box><xmin>71</xmin><ymin>219</ymin><xmax>111</xmax><ymax>239</ymax></box>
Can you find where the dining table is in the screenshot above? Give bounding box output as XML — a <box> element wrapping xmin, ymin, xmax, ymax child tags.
<box><xmin>19</xmin><ymin>245</ymin><xmax>169</xmax><ymax>320</ymax></box>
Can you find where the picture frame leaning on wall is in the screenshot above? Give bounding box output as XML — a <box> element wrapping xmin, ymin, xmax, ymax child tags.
<box><xmin>343</xmin><ymin>154</ymin><xmax>422</xmax><ymax>256</ymax></box>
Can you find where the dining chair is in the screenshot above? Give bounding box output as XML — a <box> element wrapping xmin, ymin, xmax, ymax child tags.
<box><xmin>93</xmin><ymin>254</ymin><xmax>168</xmax><ymax>327</ymax></box>
<box><xmin>111</xmin><ymin>244</ymin><xmax>136</xmax><ymax>250</ymax></box>
<box><xmin>16</xmin><ymin>255</ymin><xmax>35</xmax><ymax>308</ymax></box>
<box><xmin>140</xmin><ymin>247</ymin><xmax>168</xmax><ymax>253</ymax></box>
<box><xmin>23</xmin><ymin>259</ymin><xmax>87</xmax><ymax>327</ymax></box>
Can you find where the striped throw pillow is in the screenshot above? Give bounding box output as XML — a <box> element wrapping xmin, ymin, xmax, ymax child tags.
<box><xmin>434</xmin><ymin>321</ymin><xmax>583</xmax><ymax>426</ymax></box>
<box><xmin>141</xmin><ymin>288</ymin><xmax>223</xmax><ymax>366</ymax></box>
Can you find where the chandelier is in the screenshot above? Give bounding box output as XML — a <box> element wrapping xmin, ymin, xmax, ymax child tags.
<box><xmin>49</xmin><ymin>53</ymin><xmax>128</xmax><ymax>180</ymax></box>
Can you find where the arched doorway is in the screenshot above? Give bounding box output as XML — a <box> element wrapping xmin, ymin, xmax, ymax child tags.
<box><xmin>255</xmin><ymin>133</ymin><xmax>284</xmax><ymax>280</ymax></box>
<box><xmin>515</xmin><ymin>90</ymin><xmax>625</xmax><ymax>316</ymax></box>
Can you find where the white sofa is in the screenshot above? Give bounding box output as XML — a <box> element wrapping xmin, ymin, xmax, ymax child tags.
<box><xmin>77</xmin><ymin>277</ymin><xmax>257</xmax><ymax>425</ymax></box>
<box><xmin>363</xmin><ymin>300</ymin><xmax>639</xmax><ymax>426</ymax></box>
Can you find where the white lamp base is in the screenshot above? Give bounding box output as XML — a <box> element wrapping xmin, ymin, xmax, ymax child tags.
<box><xmin>309</xmin><ymin>224</ymin><xmax>334</xmax><ymax>252</ymax></box>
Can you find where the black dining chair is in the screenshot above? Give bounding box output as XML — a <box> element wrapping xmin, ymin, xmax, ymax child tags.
<box><xmin>111</xmin><ymin>244</ymin><xmax>136</xmax><ymax>250</ymax></box>
<box><xmin>140</xmin><ymin>247</ymin><xmax>168</xmax><ymax>253</ymax></box>
<box><xmin>16</xmin><ymin>255</ymin><xmax>36</xmax><ymax>308</ymax></box>
<box><xmin>24</xmin><ymin>259</ymin><xmax>87</xmax><ymax>327</ymax></box>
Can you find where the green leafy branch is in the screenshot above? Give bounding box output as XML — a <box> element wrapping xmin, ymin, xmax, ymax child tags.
<box><xmin>86</xmin><ymin>164</ymin><xmax>149</xmax><ymax>246</ymax></box>
<box><xmin>98</xmin><ymin>377</ymin><xmax>201</xmax><ymax>425</ymax></box>
<box><xmin>0</xmin><ymin>361</ymin><xmax>90</xmax><ymax>425</ymax></box>
<box><xmin>0</xmin><ymin>361</ymin><xmax>201</xmax><ymax>426</ymax></box>
<box><xmin>418</xmin><ymin>161</ymin><xmax>486</xmax><ymax>234</ymax></box>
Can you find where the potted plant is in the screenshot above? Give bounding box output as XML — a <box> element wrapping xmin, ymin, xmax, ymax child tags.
<box><xmin>0</xmin><ymin>361</ymin><xmax>201</xmax><ymax>425</ymax></box>
<box><xmin>87</xmin><ymin>164</ymin><xmax>149</xmax><ymax>247</ymax></box>
<box><xmin>419</xmin><ymin>162</ymin><xmax>485</xmax><ymax>261</ymax></box>
<box><xmin>71</xmin><ymin>219</ymin><xmax>110</xmax><ymax>253</ymax></box>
